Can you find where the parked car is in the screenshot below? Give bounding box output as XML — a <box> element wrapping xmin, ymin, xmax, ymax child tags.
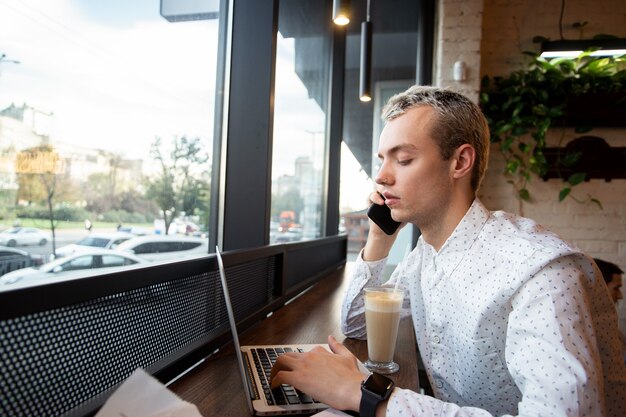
<box><xmin>115</xmin><ymin>235</ymin><xmax>209</xmax><ymax>262</ymax></box>
<box><xmin>54</xmin><ymin>232</ymin><xmax>136</xmax><ymax>258</ymax></box>
<box><xmin>116</xmin><ymin>226</ymin><xmax>149</xmax><ymax>236</ymax></box>
<box><xmin>0</xmin><ymin>246</ymin><xmax>45</xmax><ymax>276</ymax></box>
<box><xmin>153</xmin><ymin>219</ymin><xmax>201</xmax><ymax>236</ymax></box>
<box><xmin>0</xmin><ymin>227</ymin><xmax>51</xmax><ymax>247</ymax></box>
<box><xmin>0</xmin><ymin>249</ymin><xmax>147</xmax><ymax>288</ymax></box>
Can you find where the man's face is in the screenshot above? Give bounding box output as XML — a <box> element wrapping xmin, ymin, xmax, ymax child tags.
<box><xmin>374</xmin><ymin>106</ymin><xmax>455</xmax><ymax>229</ymax></box>
<box><xmin>608</xmin><ymin>273</ymin><xmax>623</xmax><ymax>304</ymax></box>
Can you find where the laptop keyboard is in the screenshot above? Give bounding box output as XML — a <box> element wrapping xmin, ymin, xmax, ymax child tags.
<box><xmin>251</xmin><ymin>347</ymin><xmax>321</xmax><ymax>406</ymax></box>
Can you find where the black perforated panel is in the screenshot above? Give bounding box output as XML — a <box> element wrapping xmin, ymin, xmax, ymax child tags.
<box><xmin>0</xmin><ymin>256</ymin><xmax>275</xmax><ymax>417</ymax></box>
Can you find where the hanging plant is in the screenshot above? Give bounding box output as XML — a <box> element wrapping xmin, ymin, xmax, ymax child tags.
<box><xmin>480</xmin><ymin>50</ymin><xmax>626</xmax><ymax>206</ymax></box>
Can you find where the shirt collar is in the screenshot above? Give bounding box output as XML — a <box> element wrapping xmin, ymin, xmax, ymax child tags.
<box><xmin>420</xmin><ymin>199</ymin><xmax>490</xmax><ymax>277</ymax></box>
<box><xmin>440</xmin><ymin>199</ymin><xmax>489</xmax><ymax>254</ymax></box>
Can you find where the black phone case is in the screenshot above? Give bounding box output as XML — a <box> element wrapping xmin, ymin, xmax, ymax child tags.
<box><xmin>367</xmin><ymin>202</ymin><xmax>401</xmax><ymax>235</ymax></box>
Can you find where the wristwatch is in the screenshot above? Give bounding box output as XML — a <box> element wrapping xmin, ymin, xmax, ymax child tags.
<box><xmin>359</xmin><ymin>372</ymin><xmax>395</xmax><ymax>417</ymax></box>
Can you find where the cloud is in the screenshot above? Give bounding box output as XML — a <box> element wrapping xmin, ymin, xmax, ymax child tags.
<box><xmin>0</xmin><ymin>1</ymin><xmax>338</xmax><ymax>184</ymax></box>
<box><xmin>0</xmin><ymin>0</ymin><xmax>218</xmax><ymax>159</ymax></box>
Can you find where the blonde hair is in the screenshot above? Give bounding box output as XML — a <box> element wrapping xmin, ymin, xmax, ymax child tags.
<box><xmin>382</xmin><ymin>86</ymin><xmax>490</xmax><ymax>193</ymax></box>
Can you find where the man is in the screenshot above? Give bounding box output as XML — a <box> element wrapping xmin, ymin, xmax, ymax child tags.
<box><xmin>271</xmin><ymin>86</ymin><xmax>626</xmax><ymax>416</ymax></box>
<box><xmin>595</xmin><ymin>258</ymin><xmax>624</xmax><ymax>304</ymax></box>
<box><xmin>594</xmin><ymin>258</ymin><xmax>626</xmax><ymax>365</ymax></box>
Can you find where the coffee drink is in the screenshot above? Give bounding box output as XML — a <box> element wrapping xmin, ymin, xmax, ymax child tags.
<box><xmin>364</xmin><ymin>287</ymin><xmax>403</xmax><ymax>373</ymax></box>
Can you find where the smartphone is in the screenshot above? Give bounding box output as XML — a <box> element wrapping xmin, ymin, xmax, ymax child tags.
<box><xmin>367</xmin><ymin>195</ymin><xmax>401</xmax><ymax>235</ymax></box>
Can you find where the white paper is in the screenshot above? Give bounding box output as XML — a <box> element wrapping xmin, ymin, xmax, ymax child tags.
<box><xmin>95</xmin><ymin>368</ymin><xmax>202</xmax><ymax>417</ymax></box>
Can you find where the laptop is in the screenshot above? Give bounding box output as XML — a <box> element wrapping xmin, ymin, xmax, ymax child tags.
<box><xmin>215</xmin><ymin>247</ymin><xmax>330</xmax><ymax>415</ymax></box>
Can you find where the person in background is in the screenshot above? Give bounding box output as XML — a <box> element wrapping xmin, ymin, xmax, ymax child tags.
<box><xmin>594</xmin><ymin>258</ymin><xmax>626</xmax><ymax>365</ymax></box>
<box><xmin>271</xmin><ymin>86</ymin><xmax>626</xmax><ymax>416</ymax></box>
<box><xmin>595</xmin><ymin>258</ymin><xmax>624</xmax><ymax>304</ymax></box>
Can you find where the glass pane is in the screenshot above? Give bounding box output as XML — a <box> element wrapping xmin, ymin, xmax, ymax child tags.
<box><xmin>339</xmin><ymin>0</ymin><xmax>418</xmax><ymax>266</ymax></box>
<box><xmin>340</xmin><ymin>142</ymin><xmax>375</xmax><ymax>253</ymax></box>
<box><xmin>270</xmin><ymin>0</ymin><xmax>331</xmax><ymax>244</ymax></box>
<box><xmin>0</xmin><ymin>0</ymin><xmax>223</xmax><ymax>290</ymax></box>
<box><xmin>62</xmin><ymin>255</ymin><xmax>94</xmax><ymax>271</ymax></box>
<box><xmin>101</xmin><ymin>255</ymin><xmax>132</xmax><ymax>268</ymax></box>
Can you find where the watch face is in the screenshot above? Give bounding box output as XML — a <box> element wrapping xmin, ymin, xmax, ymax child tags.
<box><xmin>364</xmin><ymin>372</ymin><xmax>394</xmax><ymax>394</ymax></box>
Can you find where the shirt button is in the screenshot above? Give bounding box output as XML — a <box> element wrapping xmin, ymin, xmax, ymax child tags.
<box><xmin>432</xmin><ymin>335</ymin><xmax>441</xmax><ymax>344</ymax></box>
<box><xmin>435</xmin><ymin>379</ymin><xmax>443</xmax><ymax>389</ymax></box>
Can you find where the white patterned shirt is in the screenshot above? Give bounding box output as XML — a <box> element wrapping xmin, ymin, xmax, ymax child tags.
<box><xmin>342</xmin><ymin>199</ymin><xmax>626</xmax><ymax>416</ymax></box>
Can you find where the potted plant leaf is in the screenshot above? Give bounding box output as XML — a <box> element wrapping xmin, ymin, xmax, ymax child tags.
<box><xmin>480</xmin><ymin>50</ymin><xmax>626</xmax><ymax>206</ymax></box>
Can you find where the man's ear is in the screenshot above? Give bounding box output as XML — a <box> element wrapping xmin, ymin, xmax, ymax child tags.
<box><xmin>451</xmin><ymin>144</ymin><xmax>475</xmax><ymax>180</ymax></box>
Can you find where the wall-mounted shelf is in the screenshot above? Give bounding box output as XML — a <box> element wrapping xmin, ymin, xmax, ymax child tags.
<box><xmin>562</xmin><ymin>93</ymin><xmax>626</xmax><ymax>127</ymax></box>
<box><xmin>541</xmin><ymin>136</ymin><xmax>626</xmax><ymax>181</ymax></box>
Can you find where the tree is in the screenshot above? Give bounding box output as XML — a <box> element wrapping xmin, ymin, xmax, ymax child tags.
<box><xmin>145</xmin><ymin>136</ymin><xmax>209</xmax><ymax>235</ymax></box>
<box><xmin>83</xmin><ymin>172</ymin><xmax>114</xmax><ymax>213</ymax></box>
<box><xmin>0</xmin><ymin>146</ymin><xmax>17</xmax><ymax>220</ymax></box>
<box><xmin>15</xmin><ymin>145</ymin><xmax>67</xmax><ymax>254</ymax></box>
<box><xmin>82</xmin><ymin>151</ymin><xmax>126</xmax><ymax>214</ymax></box>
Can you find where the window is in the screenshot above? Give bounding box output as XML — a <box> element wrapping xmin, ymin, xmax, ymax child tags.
<box><xmin>78</xmin><ymin>238</ymin><xmax>110</xmax><ymax>248</ymax></box>
<box><xmin>132</xmin><ymin>243</ymin><xmax>155</xmax><ymax>255</ymax></box>
<box><xmin>0</xmin><ymin>1</ymin><xmax>224</xmax><ymax>289</ymax></box>
<box><xmin>339</xmin><ymin>0</ymin><xmax>420</xmax><ymax>270</ymax></box>
<box><xmin>60</xmin><ymin>255</ymin><xmax>95</xmax><ymax>272</ymax></box>
<box><xmin>110</xmin><ymin>238</ymin><xmax>130</xmax><ymax>249</ymax></box>
<box><xmin>270</xmin><ymin>0</ymin><xmax>332</xmax><ymax>244</ymax></box>
<box><xmin>101</xmin><ymin>255</ymin><xmax>137</xmax><ymax>267</ymax></box>
<box><xmin>181</xmin><ymin>242</ymin><xmax>202</xmax><ymax>250</ymax></box>
<box><xmin>155</xmin><ymin>242</ymin><xmax>176</xmax><ymax>253</ymax></box>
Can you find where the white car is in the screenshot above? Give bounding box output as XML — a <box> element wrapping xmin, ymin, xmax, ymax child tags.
<box><xmin>0</xmin><ymin>249</ymin><xmax>147</xmax><ymax>288</ymax></box>
<box><xmin>0</xmin><ymin>246</ymin><xmax>45</xmax><ymax>276</ymax></box>
<box><xmin>115</xmin><ymin>235</ymin><xmax>209</xmax><ymax>262</ymax></box>
<box><xmin>54</xmin><ymin>232</ymin><xmax>136</xmax><ymax>258</ymax></box>
<box><xmin>0</xmin><ymin>227</ymin><xmax>51</xmax><ymax>247</ymax></box>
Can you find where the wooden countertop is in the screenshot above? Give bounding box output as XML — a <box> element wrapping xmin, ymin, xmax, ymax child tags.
<box><xmin>169</xmin><ymin>263</ymin><xmax>419</xmax><ymax>416</ymax></box>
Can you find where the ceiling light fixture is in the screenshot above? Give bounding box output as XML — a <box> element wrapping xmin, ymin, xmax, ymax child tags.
<box><xmin>332</xmin><ymin>0</ymin><xmax>350</xmax><ymax>26</ymax></box>
<box><xmin>540</xmin><ymin>38</ymin><xmax>626</xmax><ymax>58</ymax></box>
<box><xmin>540</xmin><ymin>1</ymin><xmax>626</xmax><ymax>58</ymax></box>
<box><xmin>359</xmin><ymin>0</ymin><xmax>372</xmax><ymax>102</ymax></box>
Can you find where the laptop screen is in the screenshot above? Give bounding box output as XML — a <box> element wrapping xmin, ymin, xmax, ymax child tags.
<box><xmin>215</xmin><ymin>246</ymin><xmax>255</xmax><ymax>415</ymax></box>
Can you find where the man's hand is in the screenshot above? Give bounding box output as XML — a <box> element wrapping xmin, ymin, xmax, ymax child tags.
<box><xmin>363</xmin><ymin>191</ymin><xmax>404</xmax><ymax>261</ymax></box>
<box><xmin>270</xmin><ymin>335</ymin><xmax>366</xmax><ymax>412</ymax></box>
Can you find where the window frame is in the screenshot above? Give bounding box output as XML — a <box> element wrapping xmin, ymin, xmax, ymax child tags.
<box><xmin>209</xmin><ymin>0</ymin><xmax>344</xmax><ymax>251</ymax></box>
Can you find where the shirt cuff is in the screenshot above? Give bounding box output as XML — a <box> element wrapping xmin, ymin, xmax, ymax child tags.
<box><xmin>357</xmin><ymin>248</ymin><xmax>387</xmax><ymax>278</ymax></box>
<box><xmin>386</xmin><ymin>387</ymin><xmax>445</xmax><ymax>417</ymax></box>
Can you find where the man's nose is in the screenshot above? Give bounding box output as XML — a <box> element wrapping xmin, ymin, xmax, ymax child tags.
<box><xmin>374</xmin><ymin>164</ymin><xmax>391</xmax><ymax>185</ymax></box>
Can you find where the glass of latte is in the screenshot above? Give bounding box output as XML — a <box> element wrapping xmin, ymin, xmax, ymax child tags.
<box><xmin>363</xmin><ymin>287</ymin><xmax>404</xmax><ymax>374</ymax></box>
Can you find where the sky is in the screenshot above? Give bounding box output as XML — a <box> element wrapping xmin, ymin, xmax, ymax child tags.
<box><xmin>0</xmin><ymin>0</ymin><xmax>215</xmax><ymax>162</ymax></box>
<box><xmin>0</xmin><ymin>0</ymin><xmax>372</xmax><ymax>210</ymax></box>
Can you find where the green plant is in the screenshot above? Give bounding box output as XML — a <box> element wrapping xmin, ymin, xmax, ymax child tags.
<box><xmin>480</xmin><ymin>50</ymin><xmax>625</xmax><ymax>205</ymax></box>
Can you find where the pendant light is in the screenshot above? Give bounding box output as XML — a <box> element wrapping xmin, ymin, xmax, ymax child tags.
<box><xmin>332</xmin><ymin>0</ymin><xmax>350</xmax><ymax>26</ymax></box>
<box><xmin>359</xmin><ymin>0</ymin><xmax>372</xmax><ymax>102</ymax></box>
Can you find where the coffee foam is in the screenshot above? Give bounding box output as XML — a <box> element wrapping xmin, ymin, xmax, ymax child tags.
<box><xmin>364</xmin><ymin>291</ymin><xmax>403</xmax><ymax>312</ymax></box>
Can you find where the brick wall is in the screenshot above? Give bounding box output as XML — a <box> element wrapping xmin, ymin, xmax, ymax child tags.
<box><xmin>437</xmin><ymin>0</ymin><xmax>626</xmax><ymax>330</ymax></box>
